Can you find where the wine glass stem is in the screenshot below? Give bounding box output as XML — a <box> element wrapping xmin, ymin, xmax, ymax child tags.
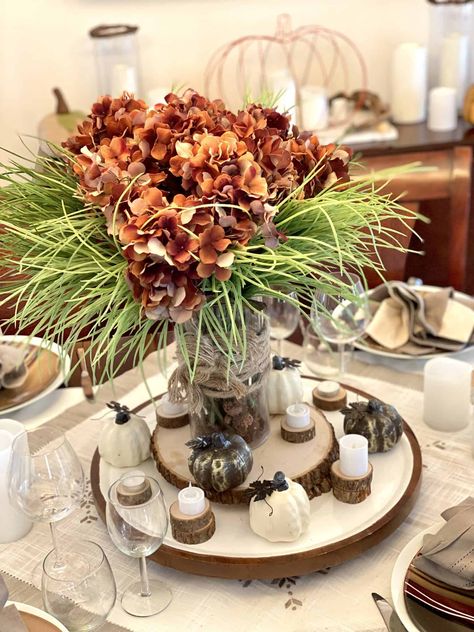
<box><xmin>139</xmin><ymin>556</ymin><xmax>151</xmax><ymax>597</ymax></box>
<box><xmin>277</xmin><ymin>338</ymin><xmax>283</xmax><ymax>357</ymax></box>
<box><xmin>338</xmin><ymin>343</ymin><xmax>346</xmax><ymax>377</ymax></box>
<box><xmin>49</xmin><ymin>522</ymin><xmax>64</xmax><ymax>567</ymax></box>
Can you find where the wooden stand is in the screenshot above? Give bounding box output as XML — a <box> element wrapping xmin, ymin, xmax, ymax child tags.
<box><xmin>312</xmin><ymin>385</ymin><xmax>347</xmax><ymax>411</ymax></box>
<box><xmin>280</xmin><ymin>418</ymin><xmax>315</xmax><ymax>443</ymax></box>
<box><xmin>330</xmin><ymin>460</ymin><xmax>373</xmax><ymax>504</ymax></box>
<box><xmin>152</xmin><ymin>406</ymin><xmax>339</xmax><ymax>504</ymax></box>
<box><xmin>169</xmin><ymin>498</ymin><xmax>216</xmax><ymax>545</ymax></box>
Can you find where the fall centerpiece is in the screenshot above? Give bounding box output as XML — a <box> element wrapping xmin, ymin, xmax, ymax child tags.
<box><xmin>0</xmin><ymin>90</ymin><xmax>417</xmax><ymax>447</ymax></box>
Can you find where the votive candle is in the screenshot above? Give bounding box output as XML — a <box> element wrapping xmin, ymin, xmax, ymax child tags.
<box><xmin>178</xmin><ymin>483</ymin><xmax>206</xmax><ymax>516</ymax></box>
<box><xmin>339</xmin><ymin>434</ymin><xmax>369</xmax><ymax>478</ymax></box>
<box><xmin>286</xmin><ymin>403</ymin><xmax>311</xmax><ymax>429</ymax></box>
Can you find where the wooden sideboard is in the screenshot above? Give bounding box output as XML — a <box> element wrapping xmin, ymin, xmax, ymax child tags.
<box><xmin>356</xmin><ymin>120</ymin><xmax>474</xmax><ymax>293</ymax></box>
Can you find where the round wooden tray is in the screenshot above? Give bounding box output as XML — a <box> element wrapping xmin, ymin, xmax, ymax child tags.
<box><xmin>151</xmin><ymin>407</ymin><xmax>339</xmax><ymax>504</ymax></box>
<box><xmin>91</xmin><ymin>376</ymin><xmax>422</xmax><ymax>580</ymax></box>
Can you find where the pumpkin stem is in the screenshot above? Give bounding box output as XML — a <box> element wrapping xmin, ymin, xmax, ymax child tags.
<box><xmin>53</xmin><ymin>88</ymin><xmax>69</xmax><ymax>114</ymax></box>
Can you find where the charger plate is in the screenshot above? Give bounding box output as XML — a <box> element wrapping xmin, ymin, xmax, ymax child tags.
<box><xmin>91</xmin><ymin>376</ymin><xmax>422</xmax><ymax>580</ymax></box>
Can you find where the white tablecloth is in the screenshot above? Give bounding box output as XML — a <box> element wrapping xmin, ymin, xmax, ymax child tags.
<box><xmin>1</xmin><ymin>345</ymin><xmax>473</xmax><ymax>632</ymax></box>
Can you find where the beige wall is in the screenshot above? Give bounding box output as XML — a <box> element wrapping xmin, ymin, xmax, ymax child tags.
<box><xmin>1</xmin><ymin>0</ymin><xmax>429</xmax><ymax>158</ymax></box>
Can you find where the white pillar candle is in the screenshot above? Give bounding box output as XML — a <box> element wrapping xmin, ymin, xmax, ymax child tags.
<box><xmin>317</xmin><ymin>381</ymin><xmax>340</xmax><ymax>398</ymax></box>
<box><xmin>110</xmin><ymin>63</ymin><xmax>138</xmax><ymax>96</ymax></box>
<box><xmin>300</xmin><ymin>86</ymin><xmax>329</xmax><ymax>131</ymax></box>
<box><xmin>423</xmin><ymin>357</ymin><xmax>472</xmax><ymax>431</ymax></box>
<box><xmin>268</xmin><ymin>69</ymin><xmax>297</xmax><ymax>123</ymax></box>
<box><xmin>178</xmin><ymin>483</ymin><xmax>206</xmax><ymax>516</ymax></box>
<box><xmin>339</xmin><ymin>434</ymin><xmax>369</xmax><ymax>478</ymax></box>
<box><xmin>0</xmin><ymin>427</ymin><xmax>32</xmax><ymax>543</ymax></box>
<box><xmin>439</xmin><ymin>32</ymin><xmax>469</xmax><ymax>109</ymax></box>
<box><xmin>286</xmin><ymin>403</ymin><xmax>311</xmax><ymax>429</ymax></box>
<box><xmin>391</xmin><ymin>43</ymin><xmax>427</xmax><ymax>124</ymax></box>
<box><xmin>428</xmin><ymin>87</ymin><xmax>457</xmax><ymax>132</ymax></box>
<box><xmin>146</xmin><ymin>87</ymin><xmax>170</xmax><ymax>108</ymax></box>
<box><xmin>330</xmin><ymin>97</ymin><xmax>351</xmax><ymax>125</ymax></box>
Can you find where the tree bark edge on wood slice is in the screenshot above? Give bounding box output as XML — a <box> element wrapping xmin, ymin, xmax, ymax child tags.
<box><xmin>280</xmin><ymin>418</ymin><xmax>316</xmax><ymax>443</ymax></box>
<box><xmin>312</xmin><ymin>386</ymin><xmax>347</xmax><ymax>411</ymax></box>
<box><xmin>156</xmin><ymin>412</ymin><xmax>190</xmax><ymax>429</ymax></box>
<box><xmin>330</xmin><ymin>460</ymin><xmax>373</xmax><ymax>504</ymax></box>
<box><xmin>151</xmin><ymin>415</ymin><xmax>339</xmax><ymax>504</ymax></box>
<box><xmin>170</xmin><ymin>500</ymin><xmax>216</xmax><ymax>544</ymax></box>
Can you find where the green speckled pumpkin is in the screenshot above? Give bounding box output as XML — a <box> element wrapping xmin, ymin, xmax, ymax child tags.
<box><xmin>186</xmin><ymin>432</ymin><xmax>253</xmax><ymax>492</ymax></box>
<box><xmin>342</xmin><ymin>399</ymin><xmax>403</xmax><ymax>453</ymax></box>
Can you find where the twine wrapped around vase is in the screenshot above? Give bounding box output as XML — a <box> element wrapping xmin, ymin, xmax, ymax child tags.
<box><xmin>168</xmin><ymin>310</ymin><xmax>271</xmax><ymax>416</ymax></box>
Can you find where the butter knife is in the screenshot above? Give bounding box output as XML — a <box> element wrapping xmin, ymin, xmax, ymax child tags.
<box><xmin>372</xmin><ymin>593</ymin><xmax>408</xmax><ymax>632</ymax></box>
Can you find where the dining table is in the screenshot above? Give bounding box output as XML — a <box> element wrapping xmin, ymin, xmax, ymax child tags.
<box><xmin>0</xmin><ymin>340</ymin><xmax>472</xmax><ymax>632</ymax></box>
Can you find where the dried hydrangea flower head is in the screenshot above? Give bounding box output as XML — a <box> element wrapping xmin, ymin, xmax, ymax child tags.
<box><xmin>63</xmin><ymin>90</ymin><xmax>351</xmax><ymax>323</ymax></box>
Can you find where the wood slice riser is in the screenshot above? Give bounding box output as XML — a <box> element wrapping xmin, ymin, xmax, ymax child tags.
<box><xmin>151</xmin><ymin>411</ymin><xmax>340</xmax><ymax>504</ymax></box>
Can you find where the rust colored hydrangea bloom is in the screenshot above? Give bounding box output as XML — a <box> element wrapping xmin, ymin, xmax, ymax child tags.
<box><xmin>63</xmin><ymin>90</ymin><xmax>351</xmax><ymax>323</ymax></box>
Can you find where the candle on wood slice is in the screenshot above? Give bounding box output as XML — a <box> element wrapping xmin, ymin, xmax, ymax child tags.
<box><xmin>339</xmin><ymin>434</ymin><xmax>368</xmax><ymax>478</ymax></box>
<box><xmin>330</xmin><ymin>460</ymin><xmax>373</xmax><ymax>504</ymax></box>
<box><xmin>156</xmin><ymin>393</ymin><xmax>190</xmax><ymax>428</ymax></box>
<box><xmin>169</xmin><ymin>497</ymin><xmax>215</xmax><ymax>545</ymax></box>
<box><xmin>281</xmin><ymin>404</ymin><xmax>315</xmax><ymax>444</ymax></box>
<box><xmin>312</xmin><ymin>381</ymin><xmax>347</xmax><ymax>411</ymax></box>
<box><xmin>178</xmin><ymin>482</ymin><xmax>206</xmax><ymax>516</ymax></box>
<box><xmin>116</xmin><ymin>471</ymin><xmax>152</xmax><ymax>506</ymax></box>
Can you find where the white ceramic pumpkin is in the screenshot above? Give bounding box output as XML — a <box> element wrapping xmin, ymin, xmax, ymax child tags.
<box><xmin>98</xmin><ymin>402</ymin><xmax>151</xmax><ymax>467</ymax></box>
<box><xmin>266</xmin><ymin>356</ymin><xmax>304</xmax><ymax>414</ymax></box>
<box><xmin>249</xmin><ymin>472</ymin><xmax>310</xmax><ymax>542</ymax></box>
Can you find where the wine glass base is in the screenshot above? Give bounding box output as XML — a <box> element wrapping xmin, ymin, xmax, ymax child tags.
<box><xmin>121</xmin><ymin>580</ymin><xmax>172</xmax><ymax>617</ymax></box>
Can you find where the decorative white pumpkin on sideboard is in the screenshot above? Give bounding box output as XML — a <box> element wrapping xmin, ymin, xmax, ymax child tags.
<box><xmin>98</xmin><ymin>401</ymin><xmax>151</xmax><ymax>467</ymax></box>
<box><xmin>248</xmin><ymin>471</ymin><xmax>310</xmax><ymax>542</ymax></box>
<box><xmin>266</xmin><ymin>356</ymin><xmax>304</xmax><ymax>415</ymax></box>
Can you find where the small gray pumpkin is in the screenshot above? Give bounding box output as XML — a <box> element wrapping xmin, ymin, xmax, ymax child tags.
<box><xmin>186</xmin><ymin>432</ymin><xmax>253</xmax><ymax>493</ymax></box>
<box><xmin>342</xmin><ymin>399</ymin><xmax>403</xmax><ymax>453</ymax></box>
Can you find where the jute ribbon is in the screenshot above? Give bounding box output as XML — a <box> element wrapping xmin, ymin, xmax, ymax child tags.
<box><xmin>168</xmin><ymin>314</ymin><xmax>271</xmax><ymax>414</ymax></box>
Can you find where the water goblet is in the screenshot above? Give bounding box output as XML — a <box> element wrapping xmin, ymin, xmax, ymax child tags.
<box><xmin>263</xmin><ymin>289</ymin><xmax>300</xmax><ymax>356</ymax></box>
<box><xmin>8</xmin><ymin>426</ymin><xmax>84</xmax><ymax>564</ymax></box>
<box><xmin>311</xmin><ymin>271</ymin><xmax>370</xmax><ymax>377</ymax></box>
<box><xmin>42</xmin><ymin>539</ymin><xmax>116</xmax><ymax>631</ymax></box>
<box><xmin>106</xmin><ymin>473</ymin><xmax>171</xmax><ymax>617</ymax></box>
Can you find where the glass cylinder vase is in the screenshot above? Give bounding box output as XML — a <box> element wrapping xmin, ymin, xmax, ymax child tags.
<box><xmin>427</xmin><ymin>0</ymin><xmax>473</xmax><ymax>109</ymax></box>
<box><xmin>170</xmin><ymin>306</ymin><xmax>271</xmax><ymax>448</ymax></box>
<box><xmin>89</xmin><ymin>24</ymin><xmax>141</xmax><ymax>98</ymax></box>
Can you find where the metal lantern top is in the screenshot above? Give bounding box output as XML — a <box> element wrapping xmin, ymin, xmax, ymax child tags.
<box><xmin>204</xmin><ymin>14</ymin><xmax>368</xmax><ymax>120</ymax></box>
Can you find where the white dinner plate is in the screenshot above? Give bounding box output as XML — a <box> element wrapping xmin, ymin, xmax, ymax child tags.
<box><xmin>0</xmin><ymin>336</ymin><xmax>71</xmax><ymax>415</ymax></box>
<box><xmin>391</xmin><ymin>523</ymin><xmax>444</xmax><ymax>632</ymax></box>
<box><xmin>355</xmin><ymin>285</ymin><xmax>474</xmax><ymax>360</ymax></box>
<box><xmin>6</xmin><ymin>600</ymin><xmax>69</xmax><ymax>631</ymax></box>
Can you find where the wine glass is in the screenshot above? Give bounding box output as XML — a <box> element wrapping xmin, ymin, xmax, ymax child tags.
<box><xmin>263</xmin><ymin>289</ymin><xmax>300</xmax><ymax>356</ymax></box>
<box><xmin>106</xmin><ymin>473</ymin><xmax>171</xmax><ymax>617</ymax></box>
<box><xmin>8</xmin><ymin>426</ymin><xmax>84</xmax><ymax>564</ymax></box>
<box><xmin>311</xmin><ymin>271</ymin><xmax>370</xmax><ymax>377</ymax></box>
<box><xmin>42</xmin><ymin>540</ymin><xmax>116</xmax><ymax>631</ymax></box>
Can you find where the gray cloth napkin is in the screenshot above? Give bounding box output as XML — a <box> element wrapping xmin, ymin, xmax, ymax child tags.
<box><xmin>413</xmin><ymin>497</ymin><xmax>474</xmax><ymax>591</ymax></box>
<box><xmin>0</xmin><ymin>605</ymin><xmax>29</xmax><ymax>631</ymax></box>
<box><xmin>365</xmin><ymin>282</ymin><xmax>474</xmax><ymax>354</ymax></box>
<box><xmin>0</xmin><ymin>576</ymin><xmax>28</xmax><ymax>631</ymax></box>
